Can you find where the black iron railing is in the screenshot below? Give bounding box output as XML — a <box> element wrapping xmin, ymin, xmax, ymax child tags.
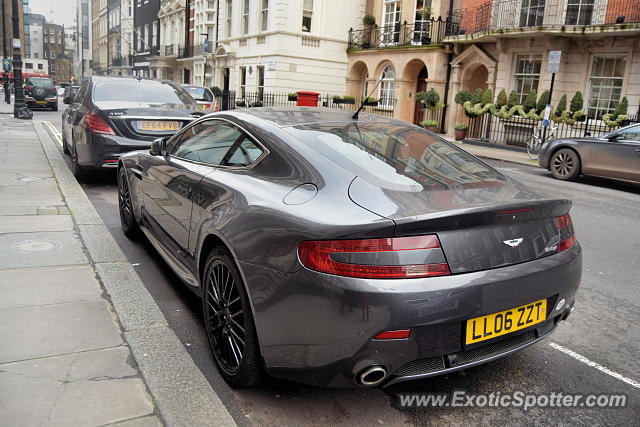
<box><xmin>348</xmin><ymin>18</ymin><xmax>460</xmax><ymax>50</ymax></box>
<box><xmin>161</xmin><ymin>45</ymin><xmax>184</xmax><ymax>56</ymax></box>
<box><xmin>216</xmin><ymin>90</ymin><xmax>396</xmax><ymax>118</ymax></box>
<box><xmin>466</xmin><ymin>112</ymin><xmax>640</xmax><ymax>147</ymax></box>
<box><xmin>449</xmin><ymin>0</ymin><xmax>640</xmax><ymax>37</ymax></box>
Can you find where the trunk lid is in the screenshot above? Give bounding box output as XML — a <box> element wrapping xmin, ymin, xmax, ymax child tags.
<box><xmin>349</xmin><ymin>177</ymin><xmax>572</xmax><ymax>274</ymax></box>
<box><xmin>98</xmin><ymin>102</ymin><xmax>203</xmax><ymax>141</ymax></box>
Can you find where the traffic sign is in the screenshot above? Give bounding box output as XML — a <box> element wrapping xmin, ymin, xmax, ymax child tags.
<box><xmin>2</xmin><ymin>58</ymin><xmax>11</xmax><ymax>72</ymax></box>
<box><xmin>547</xmin><ymin>51</ymin><xmax>562</xmax><ymax>74</ymax></box>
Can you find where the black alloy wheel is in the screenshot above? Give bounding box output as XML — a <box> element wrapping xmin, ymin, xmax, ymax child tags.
<box><xmin>62</xmin><ymin>132</ymin><xmax>70</xmax><ymax>155</ymax></box>
<box><xmin>118</xmin><ymin>166</ymin><xmax>139</xmax><ymax>238</ymax></box>
<box><xmin>551</xmin><ymin>148</ymin><xmax>581</xmax><ymax>181</ymax></box>
<box><xmin>203</xmin><ymin>248</ymin><xmax>262</xmax><ymax>387</ymax></box>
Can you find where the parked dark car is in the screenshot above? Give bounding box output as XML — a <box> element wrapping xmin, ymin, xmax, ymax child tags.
<box><xmin>62</xmin><ymin>76</ymin><xmax>203</xmax><ymax>179</ymax></box>
<box><xmin>118</xmin><ymin>108</ymin><xmax>581</xmax><ymax>388</ymax></box>
<box><xmin>539</xmin><ymin>122</ymin><xmax>640</xmax><ymax>183</ymax></box>
<box><xmin>24</xmin><ymin>77</ymin><xmax>58</xmax><ymax>111</ymax></box>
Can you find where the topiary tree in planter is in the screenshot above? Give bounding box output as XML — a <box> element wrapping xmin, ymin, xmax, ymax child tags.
<box><xmin>420</xmin><ymin>119</ymin><xmax>438</xmax><ymax>132</ymax></box>
<box><xmin>454</xmin><ymin>123</ymin><xmax>469</xmax><ymax>140</ymax></box>
<box><xmin>555</xmin><ymin>94</ymin><xmax>567</xmax><ymax>116</ymax></box>
<box><xmin>523</xmin><ymin>90</ymin><xmax>537</xmax><ymax>112</ymax></box>
<box><xmin>603</xmin><ymin>96</ymin><xmax>629</xmax><ymax>127</ymax></box>
<box><xmin>362</xmin><ymin>15</ymin><xmax>376</xmax><ymax>26</ymax></box>
<box><xmin>507</xmin><ymin>90</ymin><xmax>519</xmax><ymax>108</ymax></box>
<box><xmin>455</xmin><ymin>90</ymin><xmax>473</xmax><ymax>106</ymax></box>
<box><xmin>421</xmin><ymin>88</ymin><xmax>444</xmax><ymax>111</ymax></box>
<box><xmin>570</xmin><ymin>91</ymin><xmax>583</xmax><ymax>113</ymax></box>
<box><xmin>536</xmin><ymin>90</ymin><xmax>550</xmax><ymax>113</ymax></box>
<box><xmin>482</xmin><ymin>88</ymin><xmax>493</xmax><ymax>106</ymax></box>
<box><xmin>496</xmin><ymin>89</ymin><xmax>507</xmax><ymax>108</ymax></box>
<box><xmin>472</xmin><ymin>88</ymin><xmax>483</xmax><ymax>105</ymax></box>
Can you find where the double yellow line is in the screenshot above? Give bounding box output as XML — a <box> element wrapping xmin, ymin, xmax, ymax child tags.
<box><xmin>42</xmin><ymin>121</ymin><xmax>63</xmax><ymax>146</ymax></box>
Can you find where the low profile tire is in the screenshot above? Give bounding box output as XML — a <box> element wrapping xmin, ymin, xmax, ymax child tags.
<box><xmin>202</xmin><ymin>248</ymin><xmax>262</xmax><ymax>388</ymax></box>
<box><xmin>118</xmin><ymin>166</ymin><xmax>140</xmax><ymax>239</ymax></box>
<box><xmin>550</xmin><ymin>148</ymin><xmax>581</xmax><ymax>181</ymax></box>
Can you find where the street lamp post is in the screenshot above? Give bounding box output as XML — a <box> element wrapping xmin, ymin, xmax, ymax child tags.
<box><xmin>2</xmin><ymin>0</ymin><xmax>10</xmax><ymax>104</ymax></box>
<box><xmin>11</xmin><ymin>0</ymin><xmax>30</xmax><ymax>119</ymax></box>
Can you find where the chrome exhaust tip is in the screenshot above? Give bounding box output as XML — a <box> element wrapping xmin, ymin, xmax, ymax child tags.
<box><xmin>358</xmin><ymin>365</ymin><xmax>388</xmax><ymax>386</ymax></box>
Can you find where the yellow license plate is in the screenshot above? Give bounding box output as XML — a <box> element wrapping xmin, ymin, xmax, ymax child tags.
<box><xmin>36</xmin><ymin>100</ymin><xmax>47</xmax><ymax>104</ymax></box>
<box><xmin>138</xmin><ymin>120</ymin><xmax>179</xmax><ymax>131</ymax></box>
<box><xmin>465</xmin><ymin>299</ymin><xmax>547</xmax><ymax>345</ymax></box>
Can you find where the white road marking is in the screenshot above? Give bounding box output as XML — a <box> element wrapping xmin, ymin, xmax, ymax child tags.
<box><xmin>550</xmin><ymin>342</ymin><xmax>640</xmax><ymax>389</ymax></box>
<box><xmin>42</xmin><ymin>121</ymin><xmax>63</xmax><ymax>146</ymax></box>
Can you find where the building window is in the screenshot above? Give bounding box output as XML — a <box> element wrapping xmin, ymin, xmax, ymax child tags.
<box><xmin>520</xmin><ymin>0</ymin><xmax>545</xmax><ymax>26</ymax></box>
<box><xmin>138</xmin><ymin>27</ymin><xmax>143</xmax><ymax>51</ymax></box>
<box><xmin>565</xmin><ymin>0</ymin><xmax>594</xmax><ymax>25</ymax></box>
<box><xmin>25</xmin><ymin>62</ymin><xmax>33</xmax><ymax>69</ymax></box>
<box><xmin>587</xmin><ymin>56</ymin><xmax>626</xmax><ymax>119</ymax></box>
<box><xmin>257</xmin><ymin>65</ymin><xmax>264</xmax><ymax>100</ymax></box>
<box><xmin>226</xmin><ymin>0</ymin><xmax>232</xmax><ymax>37</ymax></box>
<box><xmin>239</xmin><ymin>66</ymin><xmax>246</xmax><ymax>98</ymax></box>
<box><xmin>378</xmin><ymin>64</ymin><xmax>396</xmax><ymax>109</ymax></box>
<box><xmin>38</xmin><ymin>63</ymin><xmax>43</xmax><ymax>70</ymax></box>
<box><xmin>302</xmin><ymin>0</ymin><xmax>313</xmax><ymax>32</ymax></box>
<box><xmin>144</xmin><ymin>24</ymin><xmax>150</xmax><ymax>49</ymax></box>
<box><xmin>242</xmin><ymin>0</ymin><xmax>249</xmax><ymax>34</ymax></box>
<box><xmin>513</xmin><ymin>54</ymin><xmax>541</xmax><ymax>104</ymax></box>
<box><xmin>44</xmin><ymin>51</ymin><xmax>48</xmax><ymax>58</ymax></box>
<box><xmin>57</xmin><ymin>37</ymin><xmax>61</xmax><ymax>44</ymax></box>
<box><xmin>51</xmin><ymin>51</ymin><xmax>55</xmax><ymax>59</ymax></box>
<box><xmin>50</xmin><ymin>36</ymin><xmax>55</xmax><ymax>43</ymax></box>
<box><xmin>261</xmin><ymin>0</ymin><xmax>269</xmax><ymax>31</ymax></box>
<box><xmin>152</xmin><ymin>21</ymin><xmax>158</xmax><ymax>48</ymax></box>
<box><xmin>362</xmin><ymin>71</ymin><xmax>369</xmax><ymax>98</ymax></box>
<box><xmin>44</xmin><ymin>28</ymin><xmax>47</xmax><ymax>34</ymax></box>
<box><xmin>381</xmin><ymin>0</ymin><xmax>401</xmax><ymax>44</ymax></box>
<box><xmin>34</xmin><ymin>52</ymin><xmax>39</xmax><ymax>58</ymax></box>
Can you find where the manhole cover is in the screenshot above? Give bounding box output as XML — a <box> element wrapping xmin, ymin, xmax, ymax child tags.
<box><xmin>12</xmin><ymin>240</ymin><xmax>61</xmax><ymax>253</ymax></box>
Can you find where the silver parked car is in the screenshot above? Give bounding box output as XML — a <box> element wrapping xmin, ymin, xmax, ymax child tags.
<box><xmin>118</xmin><ymin>107</ymin><xmax>581</xmax><ymax>388</ymax></box>
<box><xmin>182</xmin><ymin>84</ymin><xmax>219</xmax><ymax>113</ymax></box>
<box><xmin>538</xmin><ymin>122</ymin><xmax>640</xmax><ymax>183</ymax></box>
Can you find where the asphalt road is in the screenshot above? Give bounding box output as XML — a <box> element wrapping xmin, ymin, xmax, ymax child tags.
<box><xmin>39</xmin><ymin>105</ymin><xmax>639</xmax><ymax>426</ymax></box>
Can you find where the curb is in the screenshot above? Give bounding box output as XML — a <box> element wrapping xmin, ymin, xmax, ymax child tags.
<box><xmin>33</xmin><ymin>121</ymin><xmax>236</xmax><ymax>427</ymax></box>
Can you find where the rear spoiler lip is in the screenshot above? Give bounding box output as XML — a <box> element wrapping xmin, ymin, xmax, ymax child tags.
<box><xmin>392</xmin><ymin>199</ymin><xmax>572</xmax><ymax>236</ymax></box>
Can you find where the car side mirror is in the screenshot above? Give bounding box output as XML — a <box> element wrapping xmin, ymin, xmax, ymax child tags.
<box><xmin>150</xmin><ymin>137</ymin><xmax>168</xmax><ymax>156</ymax></box>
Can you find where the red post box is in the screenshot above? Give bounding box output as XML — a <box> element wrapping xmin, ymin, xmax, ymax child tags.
<box><xmin>296</xmin><ymin>91</ymin><xmax>320</xmax><ymax>107</ymax></box>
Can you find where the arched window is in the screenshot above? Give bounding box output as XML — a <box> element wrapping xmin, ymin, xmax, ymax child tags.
<box><xmin>378</xmin><ymin>65</ymin><xmax>396</xmax><ymax>109</ymax></box>
<box><xmin>362</xmin><ymin>71</ymin><xmax>369</xmax><ymax>98</ymax></box>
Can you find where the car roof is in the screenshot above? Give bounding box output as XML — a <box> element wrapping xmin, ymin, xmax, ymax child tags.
<box><xmin>225</xmin><ymin>107</ymin><xmax>396</xmax><ymax>128</ymax></box>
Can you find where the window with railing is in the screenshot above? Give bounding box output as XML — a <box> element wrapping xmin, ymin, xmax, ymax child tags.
<box><xmin>565</xmin><ymin>0</ymin><xmax>594</xmax><ymax>25</ymax></box>
<box><xmin>240</xmin><ymin>66</ymin><xmax>247</xmax><ymax>98</ymax></box>
<box><xmin>587</xmin><ymin>56</ymin><xmax>626</xmax><ymax>119</ymax></box>
<box><xmin>520</xmin><ymin>0</ymin><xmax>545</xmax><ymax>26</ymax></box>
<box><xmin>513</xmin><ymin>54</ymin><xmax>541</xmax><ymax>104</ymax></box>
<box><xmin>381</xmin><ymin>0</ymin><xmax>401</xmax><ymax>44</ymax></box>
<box><xmin>378</xmin><ymin>65</ymin><xmax>396</xmax><ymax>110</ymax></box>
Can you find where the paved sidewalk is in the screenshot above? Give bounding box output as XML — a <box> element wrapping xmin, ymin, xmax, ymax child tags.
<box><xmin>0</xmin><ymin>116</ymin><xmax>235</xmax><ymax>426</ymax></box>
<box><xmin>441</xmin><ymin>135</ymin><xmax>540</xmax><ymax>167</ymax></box>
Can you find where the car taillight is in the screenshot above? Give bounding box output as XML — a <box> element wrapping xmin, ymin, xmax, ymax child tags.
<box><xmin>205</xmin><ymin>103</ymin><xmax>211</xmax><ymax>109</ymax></box>
<box><xmin>298</xmin><ymin>235</ymin><xmax>450</xmax><ymax>279</ymax></box>
<box><xmin>556</xmin><ymin>213</ymin><xmax>576</xmax><ymax>252</ymax></box>
<box><xmin>86</xmin><ymin>112</ymin><xmax>115</xmax><ymax>135</ymax></box>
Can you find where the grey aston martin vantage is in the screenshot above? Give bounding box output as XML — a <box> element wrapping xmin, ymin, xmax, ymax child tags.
<box><xmin>117</xmin><ymin>107</ymin><xmax>581</xmax><ymax>388</ymax></box>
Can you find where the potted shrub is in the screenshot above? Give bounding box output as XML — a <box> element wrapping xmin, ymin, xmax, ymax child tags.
<box><xmin>235</xmin><ymin>98</ymin><xmax>246</xmax><ymax>107</ymax></box>
<box><xmin>362</xmin><ymin>15</ymin><xmax>376</xmax><ymax>26</ymax></box>
<box><xmin>555</xmin><ymin>94</ymin><xmax>567</xmax><ymax>117</ymax></box>
<box><xmin>333</xmin><ymin>95</ymin><xmax>356</xmax><ymax>105</ymax></box>
<box><xmin>421</xmin><ymin>119</ymin><xmax>438</xmax><ymax>132</ymax></box>
<box><xmin>454</xmin><ymin>90</ymin><xmax>473</xmax><ymax>106</ymax></box>
<box><xmin>288</xmin><ymin>92</ymin><xmax>298</xmax><ymax>101</ymax></box>
<box><xmin>454</xmin><ymin>123</ymin><xmax>469</xmax><ymax>141</ymax></box>
<box><xmin>250</xmin><ymin>100</ymin><xmax>263</xmax><ymax>107</ymax></box>
<box><xmin>362</xmin><ymin>15</ymin><xmax>376</xmax><ymax>48</ymax></box>
<box><xmin>362</xmin><ymin>96</ymin><xmax>378</xmax><ymax>106</ymax></box>
<box><xmin>570</xmin><ymin>91</ymin><xmax>585</xmax><ymax>121</ymax></box>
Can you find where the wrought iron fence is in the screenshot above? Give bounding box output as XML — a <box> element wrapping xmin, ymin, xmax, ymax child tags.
<box><xmin>465</xmin><ymin>112</ymin><xmax>640</xmax><ymax>147</ymax></box>
<box><xmin>160</xmin><ymin>45</ymin><xmax>184</xmax><ymax>56</ymax></box>
<box><xmin>448</xmin><ymin>0</ymin><xmax>640</xmax><ymax>37</ymax></box>
<box><xmin>216</xmin><ymin>91</ymin><xmax>396</xmax><ymax>118</ymax></box>
<box><xmin>348</xmin><ymin>18</ymin><xmax>460</xmax><ymax>49</ymax></box>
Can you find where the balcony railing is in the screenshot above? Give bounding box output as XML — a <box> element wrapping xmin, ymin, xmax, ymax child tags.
<box><xmin>160</xmin><ymin>44</ymin><xmax>184</xmax><ymax>57</ymax></box>
<box><xmin>348</xmin><ymin>18</ymin><xmax>460</xmax><ymax>50</ymax></box>
<box><xmin>449</xmin><ymin>0</ymin><xmax>640</xmax><ymax>37</ymax></box>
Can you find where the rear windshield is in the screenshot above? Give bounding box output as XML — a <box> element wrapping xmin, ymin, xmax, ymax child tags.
<box><xmin>183</xmin><ymin>86</ymin><xmax>213</xmax><ymax>102</ymax></box>
<box><xmin>93</xmin><ymin>80</ymin><xmax>195</xmax><ymax>105</ymax></box>
<box><xmin>285</xmin><ymin>122</ymin><xmax>507</xmax><ymax>190</ymax></box>
<box><xmin>28</xmin><ymin>78</ymin><xmax>54</xmax><ymax>88</ymax></box>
